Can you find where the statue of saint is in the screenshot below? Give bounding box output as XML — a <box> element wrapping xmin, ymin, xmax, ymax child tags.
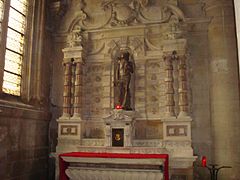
<box><xmin>114</xmin><ymin>51</ymin><xmax>134</xmax><ymax>110</ymax></box>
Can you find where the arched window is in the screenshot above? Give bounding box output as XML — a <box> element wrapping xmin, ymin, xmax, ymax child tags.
<box><xmin>0</xmin><ymin>0</ymin><xmax>29</xmax><ymax>96</ymax></box>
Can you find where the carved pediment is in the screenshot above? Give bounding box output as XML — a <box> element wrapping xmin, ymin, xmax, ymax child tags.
<box><xmin>68</xmin><ymin>0</ymin><xmax>185</xmax><ymax>31</ymax></box>
<box><xmin>103</xmin><ymin>109</ymin><xmax>135</xmax><ymax>122</ymax></box>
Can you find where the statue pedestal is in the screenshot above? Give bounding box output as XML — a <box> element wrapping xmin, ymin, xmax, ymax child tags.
<box><xmin>56</xmin><ymin>116</ymin><xmax>83</xmax><ymax>152</ymax></box>
<box><xmin>103</xmin><ymin>109</ymin><xmax>135</xmax><ymax>147</ymax></box>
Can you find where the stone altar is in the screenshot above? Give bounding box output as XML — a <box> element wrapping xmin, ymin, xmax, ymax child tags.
<box><xmin>52</xmin><ymin>0</ymin><xmax>197</xmax><ymax>179</ymax></box>
<box><xmin>60</xmin><ymin>153</ymin><xmax>168</xmax><ymax>180</ymax></box>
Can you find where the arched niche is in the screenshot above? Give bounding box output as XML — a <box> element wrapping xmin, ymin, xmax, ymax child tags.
<box><xmin>111</xmin><ymin>48</ymin><xmax>136</xmax><ymax>110</ymax></box>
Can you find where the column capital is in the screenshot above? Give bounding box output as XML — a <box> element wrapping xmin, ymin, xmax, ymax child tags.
<box><xmin>163</xmin><ymin>51</ymin><xmax>188</xmax><ymax>62</ymax></box>
<box><xmin>62</xmin><ymin>46</ymin><xmax>85</xmax><ymax>60</ymax></box>
<box><xmin>203</xmin><ymin>0</ymin><xmax>233</xmax><ymax>6</ymax></box>
<box><xmin>73</xmin><ymin>58</ymin><xmax>85</xmax><ymax>64</ymax></box>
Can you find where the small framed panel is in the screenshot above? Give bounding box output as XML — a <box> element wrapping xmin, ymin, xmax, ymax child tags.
<box><xmin>166</xmin><ymin>125</ymin><xmax>187</xmax><ymax>137</ymax></box>
<box><xmin>112</xmin><ymin>128</ymin><xmax>124</xmax><ymax>147</ymax></box>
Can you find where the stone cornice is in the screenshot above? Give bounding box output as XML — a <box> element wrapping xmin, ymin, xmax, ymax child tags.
<box><xmin>0</xmin><ymin>99</ymin><xmax>51</xmax><ymax>121</ymax></box>
<box><xmin>203</xmin><ymin>0</ymin><xmax>233</xmax><ymax>12</ymax></box>
<box><xmin>185</xmin><ymin>17</ymin><xmax>211</xmax><ymax>24</ymax></box>
<box><xmin>184</xmin><ymin>17</ymin><xmax>211</xmax><ymax>32</ymax></box>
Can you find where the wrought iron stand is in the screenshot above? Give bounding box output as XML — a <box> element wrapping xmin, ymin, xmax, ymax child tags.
<box><xmin>205</xmin><ymin>164</ymin><xmax>232</xmax><ymax>180</ymax></box>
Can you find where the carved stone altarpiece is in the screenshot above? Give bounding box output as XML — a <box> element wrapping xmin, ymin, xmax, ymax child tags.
<box><xmin>53</xmin><ymin>0</ymin><xmax>196</xmax><ymax>179</ymax></box>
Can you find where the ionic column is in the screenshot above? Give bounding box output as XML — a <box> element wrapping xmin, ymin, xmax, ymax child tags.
<box><xmin>73</xmin><ymin>59</ymin><xmax>84</xmax><ymax>117</ymax></box>
<box><xmin>164</xmin><ymin>54</ymin><xmax>175</xmax><ymax>117</ymax></box>
<box><xmin>205</xmin><ymin>0</ymin><xmax>240</xmax><ymax>178</ymax></box>
<box><xmin>178</xmin><ymin>55</ymin><xmax>188</xmax><ymax>117</ymax></box>
<box><xmin>63</xmin><ymin>60</ymin><xmax>72</xmax><ymax>117</ymax></box>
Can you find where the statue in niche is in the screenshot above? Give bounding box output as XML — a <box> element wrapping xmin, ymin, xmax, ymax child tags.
<box><xmin>114</xmin><ymin>51</ymin><xmax>134</xmax><ymax>110</ymax></box>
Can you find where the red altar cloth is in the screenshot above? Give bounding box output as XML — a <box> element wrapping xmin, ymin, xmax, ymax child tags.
<box><xmin>59</xmin><ymin>152</ymin><xmax>169</xmax><ymax>180</ymax></box>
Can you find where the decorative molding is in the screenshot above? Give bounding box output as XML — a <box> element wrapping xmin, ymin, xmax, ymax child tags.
<box><xmin>88</xmin><ymin>42</ymin><xmax>105</xmax><ymax>55</ymax></box>
<box><xmin>68</xmin><ymin>0</ymin><xmax>185</xmax><ymax>31</ymax></box>
<box><xmin>57</xmin><ymin>139</ymin><xmax>80</xmax><ymax>145</ymax></box>
<box><xmin>133</xmin><ymin>140</ymin><xmax>192</xmax><ymax>149</ymax></box>
<box><xmin>203</xmin><ymin>0</ymin><xmax>233</xmax><ymax>12</ymax></box>
<box><xmin>166</xmin><ymin>125</ymin><xmax>187</xmax><ymax>137</ymax></box>
<box><xmin>165</xmin><ymin>141</ymin><xmax>192</xmax><ymax>149</ymax></box>
<box><xmin>68</xmin><ymin>6</ymin><xmax>112</xmax><ymax>31</ymax></box>
<box><xmin>104</xmin><ymin>109</ymin><xmax>135</xmax><ymax>122</ymax></box>
<box><xmin>145</xmin><ymin>36</ymin><xmax>186</xmax><ymax>53</ymax></box>
<box><xmin>66</xmin><ymin>168</ymin><xmax>163</xmax><ymax>180</ymax></box>
<box><xmin>60</xmin><ymin>125</ymin><xmax>78</xmax><ymax>135</ymax></box>
<box><xmin>133</xmin><ymin>140</ymin><xmax>164</xmax><ymax>147</ymax></box>
<box><xmin>67</xmin><ymin>29</ymin><xmax>84</xmax><ymax>48</ymax></box>
<box><xmin>145</xmin><ymin>38</ymin><xmax>162</xmax><ymax>51</ymax></box>
<box><xmin>129</xmin><ymin>148</ymin><xmax>168</xmax><ymax>154</ymax></box>
<box><xmin>103</xmin><ymin>110</ymin><xmax>135</xmax><ymax>147</ymax></box>
<box><xmin>170</xmin><ymin>157</ymin><xmax>197</xmax><ymax>169</ymax></box>
<box><xmin>107</xmin><ymin>36</ymin><xmax>144</xmax><ymax>59</ymax></box>
<box><xmin>102</xmin><ymin>1</ymin><xmax>138</xmax><ymax>26</ymax></box>
<box><xmin>137</xmin><ymin>3</ymin><xmax>184</xmax><ymax>24</ymax></box>
<box><xmin>81</xmin><ymin>138</ymin><xmax>105</xmax><ymax>146</ymax></box>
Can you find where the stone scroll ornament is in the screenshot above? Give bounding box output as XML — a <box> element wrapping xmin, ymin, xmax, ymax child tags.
<box><xmin>67</xmin><ymin>27</ymin><xmax>83</xmax><ymax>48</ymax></box>
<box><xmin>69</xmin><ymin>0</ymin><xmax>184</xmax><ymax>30</ymax></box>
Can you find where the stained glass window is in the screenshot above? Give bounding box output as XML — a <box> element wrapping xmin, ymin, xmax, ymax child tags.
<box><xmin>2</xmin><ymin>0</ymin><xmax>28</xmax><ymax>96</ymax></box>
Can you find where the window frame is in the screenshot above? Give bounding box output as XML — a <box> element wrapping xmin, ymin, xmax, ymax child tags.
<box><xmin>233</xmin><ymin>0</ymin><xmax>240</xmax><ymax>76</ymax></box>
<box><xmin>0</xmin><ymin>0</ymin><xmax>35</xmax><ymax>102</ymax></box>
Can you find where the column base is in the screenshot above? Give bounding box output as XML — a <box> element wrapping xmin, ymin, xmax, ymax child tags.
<box><xmin>72</xmin><ymin>113</ymin><xmax>82</xmax><ymax>119</ymax></box>
<box><xmin>178</xmin><ymin>111</ymin><xmax>189</xmax><ymax>118</ymax></box>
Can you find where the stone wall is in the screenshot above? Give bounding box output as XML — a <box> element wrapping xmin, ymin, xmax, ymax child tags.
<box><xmin>178</xmin><ymin>1</ymin><xmax>213</xmax><ymax>179</ymax></box>
<box><xmin>0</xmin><ymin>102</ymin><xmax>50</xmax><ymax>180</ymax></box>
<box><xmin>0</xmin><ymin>0</ymin><xmax>52</xmax><ymax>179</ymax></box>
